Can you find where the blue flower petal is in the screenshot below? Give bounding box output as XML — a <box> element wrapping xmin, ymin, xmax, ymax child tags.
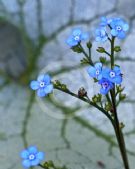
<box><xmin>37</xmin><ymin>88</ymin><xmax>47</xmax><ymax>97</ymax></box>
<box><xmin>43</xmin><ymin>74</ymin><xmax>51</xmax><ymax>85</ymax></box>
<box><xmin>30</xmin><ymin>81</ymin><xmax>39</xmax><ymax>90</ymax></box>
<box><xmin>72</xmin><ymin>29</ymin><xmax>81</xmax><ymax>36</ymax></box>
<box><xmin>36</xmin><ymin>152</ymin><xmax>45</xmax><ymax>160</ymax></box>
<box><xmin>87</xmin><ymin>66</ymin><xmax>96</xmax><ymax>78</ymax></box>
<box><xmin>37</xmin><ymin>74</ymin><xmax>51</xmax><ymax>85</ymax></box>
<box><xmin>66</xmin><ymin>37</ymin><xmax>78</xmax><ymax>47</ymax></box>
<box><xmin>123</xmin><ymin>24</ymin><xmax>129</xmax><ymax>31</ymax></box>
<box><xmin>113</xmin><ymin>66</ymin><xmax>121</xmax><ymax>75</ymax></box>
<box><xmin>37</xmin><ymin>74</ymin><xmax>45</xmax><ymax>82</ymax></box>
<box><xmin>97</xmin><ymin>74</ymin><xmax>102</xmax><ymax>80</ymax></box>
<box><xmin>95</xmin><ymin>62</ymin><xmax>102</xmax><ymax>69</ymax></box>
<box><xmin>102</xmin><ymin>68</ymin><xmax>110</xmax><ymax>78</ymax></box>
<box><xmin>22</xmin><ymin>160</ymin><xmax>31</xmax><ymax>168</ymax></box>
<box><xmin>31</xmin><ymin>159</ymin><xmax>40</xmax><ymax>166</ymax></box>
<box><xmin>81</xmin><ymin>33</ymin><xmax>89</xmax><ymax>40</ymax></box>
<box><xmin>100</xmin><ymin>88</ymin><xmax>108</xmax><ymax>95</ymax></box>
<box><xmin>96</xmin><ymin>36</ymin><xmax>101</xmax><ymax>42</ymax></box>
<box><xmin>102</xmin><ymin>36</ymin><xmax>108</xmax><ymax>42</ymax></box>
<box><xmin>117</xmin><ymin>31</ymin><xmax>125</xmax><ymax>39</ymax></box>
<box><xmin>111</xmin><ymin>29</ymin><xmax>118</xmax><ymax>36</ymax></box>
<box><xmin>28</xmin><ymin>146</ymin><xmax>37</xmax><ymax>154</ymax></box>
<box><xmin>114</xmin><ymin>76</ymin><xmax>122</xmax><ymax>84</ymax></box>
<box><xmin>95</xmin><ymin>29</ymin><xmax>101</xmax><ymax>36</ymax></box>
<box><xmin>44</xmin><ymin>84</ymin><xmax>53</xmax><ymax>94</ymax></box>
<box><xmin>21</xmin><ymin>150</ymin><xmax>29</xmax><ymax>159</ymax></box>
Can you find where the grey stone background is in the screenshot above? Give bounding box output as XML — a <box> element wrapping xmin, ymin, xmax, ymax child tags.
<box><xmin>0</xmin><ymin>0</ymin><xmax>135</xmax><ymax>169</ymax></box>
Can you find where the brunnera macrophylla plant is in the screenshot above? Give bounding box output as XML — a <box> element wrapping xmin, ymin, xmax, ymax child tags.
<box><xmin>20</xmin><ymin>17</ymin><xmax>130</xmax><ymax>169</ymax></box>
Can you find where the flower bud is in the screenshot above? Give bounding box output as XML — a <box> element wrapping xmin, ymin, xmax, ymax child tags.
<box><xmin>78</xmin><ymin>87</ymin><xmax>87</xmax><ymax>98</ymax></box>
<box><xmin>97</xmin><ymin>47</ymin><xmax>105</xmax><ymax>53</ymax></box>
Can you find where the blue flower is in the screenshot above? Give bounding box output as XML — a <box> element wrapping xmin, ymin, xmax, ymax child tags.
<box><xmin>95</xmin><ymin>27</ymin><xmax>108</xmax><ymax>42</ymax></box>
<box><xmin>30</xmin><ymin>74</ymin><xmax>53</xmax><ymax>97</ymax></box>
<box><xmin>100</xmin><ymin>16</ymin><xmax>112</xmax><ymax>27</ymax></box>
<box><xmin>102</xmin><ymin>66</ymin><xmax>122</xmax><ymax>84</ymax></box>
<box><xmin>20</xmin><ymin>146</ymin><xmax>44</xmax><ymax>168</ymax></box>
<box><xmin>66</xmin><ymin>28</ymin><xmax>88</xmax><ymax>47</ymax></box>
<box><xmin>110</xmin><ymin>18</ymin><xmax>129</xmax><ymax>39</ymax></box>
<box><xmin>99</xmin><ymin>78</ymin><xmax>114</xmax><ymax>95</ymax></box>
<box><xmin>87</xmin><ymin>62</ymin><xmax>103</xmax><ymax>80</ymax></box>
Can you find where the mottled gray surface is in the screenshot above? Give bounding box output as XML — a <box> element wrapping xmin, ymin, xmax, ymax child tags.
<box><xmin>0</xmin><ymin>0</ymin><xmax>135</xmax><ymax>169</ymax></box>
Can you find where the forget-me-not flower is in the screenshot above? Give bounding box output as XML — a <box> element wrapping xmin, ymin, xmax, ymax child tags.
<box><xmin>98</xmin><ymin>78</ymin><xmax>114</xmax><ymax>95</ymax></box>
<box><xmin>102</xmin><ymin>66</ymin><xmax>122</xmax><ymax>84</ymax></box>
<box><xmin>30</xmin><ymin>74</ymin><xmax>53</xmax><ymax>97</ymax></box>
<box><xmin>20</xmin><ymin>146</ymin><xmax>44</xmax><ymax>168</ymax></box>
<box><xmin>87</xmin><ymin>62</ymin><xmax>103</xmax><ymax>80</ymax></box>
<box><xmin>95</xmin><ymin>27</ymin><xmax>108</xmax><ymax>42</ymax></box>
<box><xmin>100</xmin><ymin>16</ymin><xmax>112</xmax><ymax>27</ymax></box>
<box><xmin>66</xmin><ymin>28</ymin><xmax>88</xmax><ymax>47</ymax></box>
<box><xmin>110</xmin><ymin>18</ymin><xmax>129</xmax><ymax>39</ymax></box>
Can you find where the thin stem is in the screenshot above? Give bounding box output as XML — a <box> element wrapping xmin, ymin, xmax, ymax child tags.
<box><xmin>110</xmin><ymin>37</ymin><xmax>130</xmax><ymax>169</ymax></box>
<box><xmin>110</xmin><ymin>90</ymin><xmax>130</xmax><ymax>169</ymax></box>
<box><xmin>110</xmin><ymin>36</ymin><xmax>115</xmax><ymax>68</ymax></box>
<box><xmin>54</xmin><ymin>86</ymin><xmax>114</xmax><ymax>127</ymax></box>
<box><xmin>104</xmin><ymin>50</ymin><xmax>111</xmax><ymax>57</ymax></box>
<box><xmin>79</xmin><ymin>44</ymin><xmax>94</xmax><ymax>66</ymax></box>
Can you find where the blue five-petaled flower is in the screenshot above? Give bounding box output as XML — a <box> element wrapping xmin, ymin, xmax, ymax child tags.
<box><xmin>87</xmin><ymin>62</ymin><xmax>103</xmax><ymax>80</ymax></box>
<box><xmin>30</xmin><ymin>74</ymin><xmax>53</xmax><ymax>97</ymax></box>
<box><xmin>66</xmin><ymin>28</ymin><xmax>88</xmax><ymax>47</ymax></box>
<box><xmin>20</xmin><ymin>146</ymin><xmax>44</xmax><ymax>168</ymax></box>
<box><xmin>100</xmin><ymin>16</ymin><xmax>112</xmax><ymax>27</ymax></box>
<box><xmin>95</xmin><ymin>27</ymin><xmax>108</xmax><ymax>42</ymax></box>
<box><xmin>102</xmin><ymin>66</ymin><xmax>122</xmax><ymax>84</ymax></box>
<box><xmin>110</xmin><ymin>18</ymin><xmax>129</xmax><ymax>39</ymax></box>
<box><xmin>98</xmin><ymin>78</ymin><xmax>114</xmax><ymax>95</ymax></box>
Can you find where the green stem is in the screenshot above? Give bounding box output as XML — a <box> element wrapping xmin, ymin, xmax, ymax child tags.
<box><xmin>79</xmin><ymin>44</ymin><xmax>94</xmax><ymax>66</ymax></box>
<box><xmin>111</xmin><ymin>37</ymin><xmax>115</xmax><ymax>68</ymax></box>
<box><xmin>54</xmin><ymin>86</ymin><xmax>114</xmax><ymax>127</ymax></box>
<box><xmin>110</xmin><ymin>37</ymin><xmax>130</xmax><ymax>169</ymax></box>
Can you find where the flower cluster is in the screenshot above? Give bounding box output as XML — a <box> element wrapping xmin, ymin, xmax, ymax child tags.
<box><xmin>20</xmin><ymin>146</ymin><xmax>44</xmax><ymax>168</ymax></box>
<box><xmin>87</xmin><ymin>63</ymin><xmax>122</xmax><ymax>95</ymax></box>
<box><xmin>95</xmin><ymin>16</ymin><xmax>129</xmax><ymax>42</ymax></box>
<box><xmin>30</xmin><ymin>74</ymin><xmax>53</xmax><ymax>97</ymax></box>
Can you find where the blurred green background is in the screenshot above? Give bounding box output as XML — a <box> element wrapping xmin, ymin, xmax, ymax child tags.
<box><xmin>0</xmin><ymin>0</ymin><xmax>135</xmax><ymax>169</ymax></box>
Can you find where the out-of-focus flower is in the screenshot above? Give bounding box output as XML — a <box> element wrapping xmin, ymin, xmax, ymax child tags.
<box><xmin>100</xmin><ymin>16</ymin><xmax>112</xmax><ymax>27</ymax></box>
<box><xmin>95</xmin><ymin>27</ymin><xmax>108</xmax><ymax>42</ymax></box>
<box><xmin>30</xmin><ymin>74</ymin><xmax>53</xmax><ymax>97</ymax></box>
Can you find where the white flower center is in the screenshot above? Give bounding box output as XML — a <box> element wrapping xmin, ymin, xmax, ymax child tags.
<box><xmin>40</xmin><ymin>82</ymin><xmax>45</xmax><ymax>87</ymax></box>
<box><xmin>110</xmin><ymin>71</ymin><xmax>115</xmax><ymax>78</ymax></box>
<box><xmin>74</xmin><ymin>35</ymin><xmax>80</xmax><ymax>41</ymax></box>
<box><xmin>116</xmin><ymin>26</ymin><xmax>122</xmax><ymax>31</ymax></box>
<box><xmin>96</xmin><ymin>70</ymin><xmax>100</xmax><ymax>75</ymax></box>
<box><xmin>29</xmin><ymin>154</ymin><xmax>35</xmax><ymax>160</ymax></box>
